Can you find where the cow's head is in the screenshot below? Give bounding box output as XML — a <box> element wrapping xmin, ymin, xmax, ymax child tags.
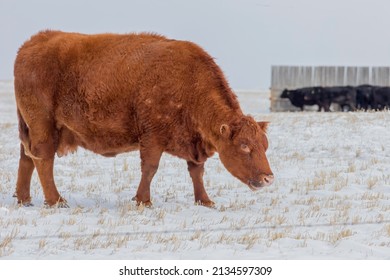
<box><xmin>217</xmin><ymin>116</ymin><xmax>274</xmax><ymax>190</ymax></box>
<box><xmin>280</xmin><ymin>89</ymin><xmax>289</xmax><ymax>98</ymax></box>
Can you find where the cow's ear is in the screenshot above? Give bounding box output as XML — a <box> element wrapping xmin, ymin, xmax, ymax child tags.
<box><xmin>257</xmin><ymin>121</ymin><xmax>269</xmax><ymax>133</ymax></box>
<box><xmin>220</xmin><ymin>124</ymin><xmax>231</xmax><ymax>138</ymax></box>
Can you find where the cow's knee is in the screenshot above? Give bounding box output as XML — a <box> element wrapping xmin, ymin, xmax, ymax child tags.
<box><xmin>23</xmin><ymin>118</ymin><xmax>57</xmax><ymax>159</ymax></box>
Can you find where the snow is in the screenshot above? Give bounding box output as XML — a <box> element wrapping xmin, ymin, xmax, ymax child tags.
<box><xmin>0</xmin><ymin>81</ymin><xmax>389</xmax><ymax>259</ymax></box>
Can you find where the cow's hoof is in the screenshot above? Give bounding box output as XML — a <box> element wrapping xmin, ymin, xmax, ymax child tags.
<box><xmin>44</xmin><ymin>199</ymin><xmax>69</xmax><ymax>208</ymax></box>
<box><xmin>17</xmin><ymin>197</ymin><xmax>33</xmax><ymax>207</ymax></box>
<box><xmin>139</xmin><ymin>201</ymin><xmax>153</xmax><ymax>208</ymax></box>
<box><xmin>132</xmin><ymin>196</ymin><xmax>153</xmax><ymax>208</ymax></box>
<box><xmin>18</xmin><ymin>201</ymin><xmax>34</xmax><ymax>207</ymax></box>
<box><xmin>135</xmin><ymin>200</ymin><xmax>153</xmax><ymax>208</ymax></box>
<box><xmin>195</xmin><ymin>200</ymin><xmax>216</xmax><ymax>208</ymax></box>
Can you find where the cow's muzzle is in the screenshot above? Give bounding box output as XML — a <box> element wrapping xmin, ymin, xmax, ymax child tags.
<box><xmin>248</xmin><ymin>174</ymin><xmax>274</xmax><ymax>190</ymax></box>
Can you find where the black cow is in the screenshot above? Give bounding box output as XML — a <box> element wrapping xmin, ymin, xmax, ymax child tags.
<box><xmin>321</xmin><ymin>86</ymin><xmax>357</xmax><ymax>111</ymax></box>
<box><xmin>280</xmin><ymin>87</ymin><xmax>326</xmax><ymax>111</ymax></box>
<box><xmin>356</xmin><ymin>85</ymin><xmax>374</xmax><ymax>110</ymax></box>
<box><xmin>355</xmin><ymin>85</ymin><xmax>390</xmax><ymax>110</ymax></box>
<box><xmin>372</xmin><ymin>86</ymin><xmax>390</xmax><ymax>110</ymax></box>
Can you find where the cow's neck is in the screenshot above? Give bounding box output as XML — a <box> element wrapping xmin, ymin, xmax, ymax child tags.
<box><xmin>194</xmin><ymin>98</ymin><xmax>243</xmax><ymax>151</ymax></box>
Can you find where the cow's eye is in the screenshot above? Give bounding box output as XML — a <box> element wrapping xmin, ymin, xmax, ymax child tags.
<box><xmin>240</xmin><ymin>144</ymin><xmax>251</xmax><ymax>153</ymax></box>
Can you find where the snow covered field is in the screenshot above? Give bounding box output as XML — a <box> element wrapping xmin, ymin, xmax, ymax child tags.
<box><xmin>0</xmin><ymin>81</ymin><xmax>389</xmax><ymax>259</ymax></box>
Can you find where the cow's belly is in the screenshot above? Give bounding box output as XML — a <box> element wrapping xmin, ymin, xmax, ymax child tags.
<box><xmin>56</xmin><ymin>125</ymin><xmax>140</xmax><ymax>157</ymax></box>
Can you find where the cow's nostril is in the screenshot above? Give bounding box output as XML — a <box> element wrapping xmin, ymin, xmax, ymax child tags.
<box><xmin>263</xmin><ymin>174</ymin><xmax>274</xmax><ymax>185</ymax></box>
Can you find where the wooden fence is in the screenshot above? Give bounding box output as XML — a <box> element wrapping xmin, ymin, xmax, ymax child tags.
<box><xmin>270</xmin><ymin>66</ymin><xmax>390</xmax><ymax>111</ymax></box>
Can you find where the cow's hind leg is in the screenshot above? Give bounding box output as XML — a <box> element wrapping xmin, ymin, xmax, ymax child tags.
<box><xmin>15</xmin><ymin>144</ymin><xmax>35</xmax><ymax>206</ymax></box>
<box><xmin>187</xmin><ymin>161</ymin><xmax>215</xmax><ymax>207</ymax></box>
<box><xmin>28</xmin><ymin>120</ymin><xmax>68</xmax><ymax>208</ymax></box>
<box><xmin>133</xmin><ymin>141</ymin><xmax>162</xmax><ymax>207</ymax></box>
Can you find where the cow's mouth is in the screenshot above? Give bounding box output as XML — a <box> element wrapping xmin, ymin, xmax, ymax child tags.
<box><xmin>248</xmin><ymin>180</ymin><xmax>264</xmax><ymax>191</ymax></box>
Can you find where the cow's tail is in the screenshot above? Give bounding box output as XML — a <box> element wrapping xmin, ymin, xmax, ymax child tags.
<box><xmin>17</xmin><ymin>109</ymin><xmax>32</xmax><ymax>158</ymax></box>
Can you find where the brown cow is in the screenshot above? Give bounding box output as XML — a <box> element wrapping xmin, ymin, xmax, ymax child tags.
<box><xmin>14</xmin><ymin>30</ymin><xmax>273</xmax><ymax>208</ymax></box>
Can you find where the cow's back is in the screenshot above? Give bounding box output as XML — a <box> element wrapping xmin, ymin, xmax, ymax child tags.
<box><xmin>15</xmin><ymin>30</ymin><xmax>214</xmax><ymax>113</ymax></box>
<box><xmin>14</xmin><ymin>30</ymin><xmax>167</xmax><ymax>98</ymax></box>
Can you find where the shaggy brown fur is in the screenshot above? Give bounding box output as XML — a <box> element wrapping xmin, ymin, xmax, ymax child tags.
<box><xmin>14</xmin><ymin>30</ymin><xmax>273</xmax><ymax>208</ymax></box>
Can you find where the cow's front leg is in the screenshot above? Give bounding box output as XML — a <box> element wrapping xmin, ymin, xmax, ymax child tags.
<box><xmin>133</xmin><ymin>143</ymin><xmax>162</xmax><ymax>207</ymax></box>
<box><xmin>33</xmin><ymin>156</ymin><xmax>68</xmax><ymax>208</ymax></box>
<box><xmin>187</xmin><ymin>161</ymin><xmax>215</xmax><ymax>207</ymax></box>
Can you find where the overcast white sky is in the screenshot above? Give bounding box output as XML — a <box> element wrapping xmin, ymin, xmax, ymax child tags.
<box><xmin>1</xmin><ymin>0</ymin><xmax>390</xmax><ymax>89</ymax></box>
